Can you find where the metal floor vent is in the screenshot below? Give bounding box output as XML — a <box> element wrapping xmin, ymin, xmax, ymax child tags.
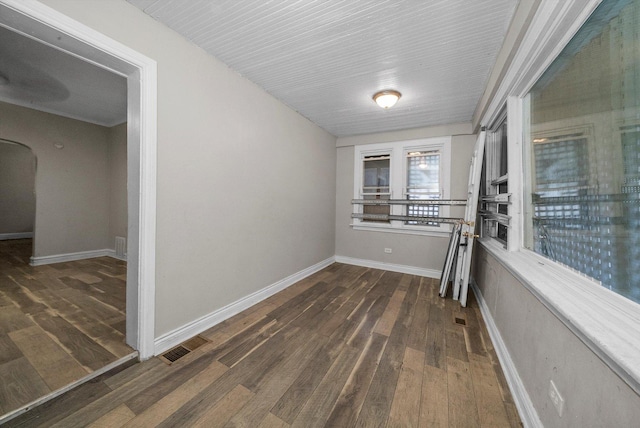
<box><xmin>161</xmin><ymin>345</ymin><xmax>190</xmax><ymax>363</ymax></box>
<box><xmin>160</xmin><ymin>335</ymin><xmax>210</xmax><ymax>365</ymax></box>
<box><xmin>454</xmin><ymin>317</ymin><xmax>467</xmax><ymax>326</ymax></box>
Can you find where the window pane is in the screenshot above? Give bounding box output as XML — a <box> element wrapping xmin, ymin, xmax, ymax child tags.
<box><xmin>524</xmin><ymin>0</ymin><xmax>640</xmax><ymax>303</ymax></box>
<box><xmin>407</xmin><ymin>151</ymin><xmax>439</xmax><ymax>191</ymax></box>
<box><xmin>482</xmin><ymin>115</ymin><xmax>508</xmax><ymax>242</ymax></box>
<box><xmin>499</xmin><ymin>121</ymin><xmax>508</xmax><ymax>177</ymax></box>
<box><xmin>363</xmin><ymin>156</ymin><xmax>390</xmax><ymax>194</ymax></box>
<box><xmin>406</xmin><ymin>151</ymin><xmax>440</xmax><ymax>224</ymax></box>
<box><xmin>362</xmin><ymin>155</ymin><xmax>390</xmax><ymax>222</ymax></box>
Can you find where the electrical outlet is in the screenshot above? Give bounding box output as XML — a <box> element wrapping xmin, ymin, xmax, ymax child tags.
<box><xmin>384</xmin><ymin>248</ymin><xmax>392</xmax><ymax>254</ymax></box>
<box><xmin>549</xmin><ymin>380</ymin><xmax>565</xmax><ymax>417</ymax></box>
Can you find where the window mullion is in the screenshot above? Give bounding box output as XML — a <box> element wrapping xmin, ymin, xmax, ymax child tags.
<box><xmin>507</xmin><ymin>95</ymin><xmax>523</xmax><ymax>252</ymax></box>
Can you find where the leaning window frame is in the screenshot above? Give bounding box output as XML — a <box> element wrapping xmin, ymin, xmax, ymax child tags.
<box><xmin>478</xmin><ymin>0</ymin><xmax>640</xmax><ymax>396</ymax></box>
<box><xmin>352</xmin><ymin>137</ymin><xmax>452</xmax><ymax>237</ymax></box>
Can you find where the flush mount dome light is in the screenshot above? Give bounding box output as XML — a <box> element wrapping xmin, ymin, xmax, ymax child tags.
<box><xmin>373</xmin><ymin>90</ymin><xmax>401</xmax><ymax>109</ymax></box>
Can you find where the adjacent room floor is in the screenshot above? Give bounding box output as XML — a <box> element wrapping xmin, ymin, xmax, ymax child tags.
<box><xmin>5</xmin><ymin>263</ymin><xmax>522</xmax><ymax>427</ymax></box>
<box><xmin>0</xmin><ymin>239</ymin><xmax>134</xmax><ymax>417</ymax></box>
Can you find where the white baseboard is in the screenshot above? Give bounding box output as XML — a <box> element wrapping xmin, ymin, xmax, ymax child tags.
<box><xmin>0</xmin><ymin>232</ymin><xmax>33</xmax><ymax>240</ymax></box>
<box><xmin>334</xmin><ymin>255</ymin><xmax>441</xmax><ymax>278</ymax></box>
<box><xmin>106</xmin><ymin>249</ymin><xmax>128</xmax><ymax>261</ymax></box>
<box><xmin>470</xmin><ymin>278</ymin><xmax>542</xmax><ymax>428</ymax></box>
<box><xmin>30</xmin><ymin>248</ymin><xmax>124</xmax><ymax>266</ymax></box>
<box><xmin>154</xmin><ymin>256</ymin><xmax>336</xmax><ymax>355</ymax></box>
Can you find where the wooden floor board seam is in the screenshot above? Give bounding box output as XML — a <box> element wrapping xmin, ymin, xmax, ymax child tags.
<box><xmin>0</xmin><ymin>239</ymin><xmax>132</xmax><ymax>418</ymax></box>
<box><xmin>3</xmin><ymin>262</ymin><xmax>523</xmax><ymax>428</ymax></box>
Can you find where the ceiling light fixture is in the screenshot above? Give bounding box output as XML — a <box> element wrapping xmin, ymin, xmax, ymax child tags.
<box><xmin>373</xmin><ymin>90</ymin><xmax>401</xmax><ymax>109</ymax></box>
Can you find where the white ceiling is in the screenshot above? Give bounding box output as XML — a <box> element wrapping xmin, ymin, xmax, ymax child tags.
<box><xmin>0</xmin><ymin>25</ymin><xmax>127</xmax><ymax>127</ymax></box>
<box><xmin>128</xmin><ymin>0</ymin><xmax>518</xmax><ymax>137</ymax></box>
<box><xmin>0</xmin><ymin>1</ymin><xmax>517</xmax><ymax>136</ymax></box>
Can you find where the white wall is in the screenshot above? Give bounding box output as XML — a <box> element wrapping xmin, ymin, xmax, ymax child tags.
<box><xmin>0</xmin><ymin>141</ymin><xmax>35</xmax><ymax>235</ymax></box>
<box><xmin>41</xmin><ymin>0</ymin><xmax>337</xmax><ymax>338</ymax></box>
<box><xmin>335</xmin><ymin>123</ymin><xmax>475</xmax><ymax>273</ymax></box>
<box><xmin>0</xmin><ymin>101</ymin><xmax>111</xmax><ymax>257</ymax></box>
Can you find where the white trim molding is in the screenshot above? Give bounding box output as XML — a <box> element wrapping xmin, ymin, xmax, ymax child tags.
<box><xmin>470</xmin><ymin>278</ymin><xmax>543</xmax><ymax>428</ymax></box>
<box><xmin>350</xmin><ymin>224</ymin><xmax>450</xmax><ymax>238</ymax></box>
<box><xmin>335</xmin><ymin>255</ymin><xmax>441</xmax><ymax>278</ymax></box>
<box><xmin>109</xmin><ymin>251</ymin><xmax>128</xmax><ymax>262</ymax></box>
<box><xmin>0</xmin><ymin>232</ymin><xmax>33</xmax><ymax>240</ymax></box>
<box><xmin>0</xmin><ymin>0</ymin><xmax>158</xmax><ymax>360</ymax></box>
<box><xmin>154</xmin><ymin>257</ymin><xmax>335</xmax><ymax>355</ymax></box>
<box><xmin>0</xmin><ymin>352</ymin><xmax>137</xmax><ymax>426</ymax></box>
<box><xmin>29</xmin><ymin>249</ymin><xmax>126</xmax><ymax>266</ymax></box>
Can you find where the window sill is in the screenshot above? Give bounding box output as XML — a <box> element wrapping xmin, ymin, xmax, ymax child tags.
<box><xmin>351</xmin><ymin>223</ymin><xmax>450</xmax><ymax>238</ymax></box>
<box><xmin>478</xmin><ymin>238</ymin><xmax>640</xmax><ymax>395</ymax></box>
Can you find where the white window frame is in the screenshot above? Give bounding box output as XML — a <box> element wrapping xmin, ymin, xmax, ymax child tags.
<box><xmin>481</xmin><ymin>108</ymin><xmax>510</xmax><ymax>246</ymax></box>
<box><xmin>352</xmin><ymin>137</ymin><xmax>452</xmax><ymax>237</ymax></box>
<box><xmin>478</xmin><ymin>0</ymin><xmax>640</xmax><ymax>396</ymax></box>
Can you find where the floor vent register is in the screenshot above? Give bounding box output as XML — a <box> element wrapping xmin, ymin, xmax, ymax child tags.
<box><xmin>160</xmin><ymin>335</ymin><xmax>209</xmax><ymax>364</ymax></box>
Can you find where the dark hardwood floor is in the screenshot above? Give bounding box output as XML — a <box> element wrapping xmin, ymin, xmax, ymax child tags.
<box><xmin>5</xmin><ymin>262</ymin><xmax>521</xmax><ymax>427</ymax></box>
<box><xmin>0</xmin><ymin>239</ymin><xmax>133</xmax><ymax>417</ymax></box>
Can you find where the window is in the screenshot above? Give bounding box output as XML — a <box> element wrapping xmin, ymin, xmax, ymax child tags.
<box><xmin>523</xmin><ymin>0</ymin><xmax>640</xmax><ymax>304</ymax></box>
<box><xmin>475</xmin><ymin>0</ymin><xmax>640</xmax><ymax>398</ymax></box>
<box><xmin>481</xmin><ymin>112</ymin><xmax>510</xmax><ymax>244</ymax></box>
<box><xmin>362</xmin><ymin>154</ymin><xmax>391</xmax><ymax>222</ymax></box>
<box><xmin>353</xmin><ymin>137</ymin><xmax>451</xmax><ymax>235</ymax></box>
<box><xmin>406</xmin><ymin>150</ymin><xmax>440</xmax><ymax>225</ymax></box>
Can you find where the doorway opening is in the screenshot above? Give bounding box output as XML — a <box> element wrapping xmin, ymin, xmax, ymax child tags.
<box><xmin>0</xmin><ymin>139</ymin><xmax>35</xmax><ymax>246</ymax></box>
<box><xmin>0</xmin><ymin>0</ymin><xmax>157</xmax><ymax>421</ymax></box>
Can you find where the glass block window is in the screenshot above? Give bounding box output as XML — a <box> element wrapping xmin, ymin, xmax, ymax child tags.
<box><xmin>524</xmin><ymin>0</ymin><xmax>640</xmax><ymax>304</ymax></box>
<box><xmin>406</xmin><ymin>151</ymin><xmax>440</xmax><ymax>224</ymax></box>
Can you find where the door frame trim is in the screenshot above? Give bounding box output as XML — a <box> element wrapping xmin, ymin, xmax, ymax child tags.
<box><xmin>0</xmin><ymin>0</ymin><xmax>157</xmax><ymax>359</ymax></box>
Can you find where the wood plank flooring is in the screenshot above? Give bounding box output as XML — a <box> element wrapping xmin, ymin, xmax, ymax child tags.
<box><xmin>0</xmin><ymin>239</ymin><xmax>133</xmax><ymax>416</ymax></box>
<box><xmin>5</xmin><ymin>263</ymin><xmax>521</xmax><ymax>427</ymax></box>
